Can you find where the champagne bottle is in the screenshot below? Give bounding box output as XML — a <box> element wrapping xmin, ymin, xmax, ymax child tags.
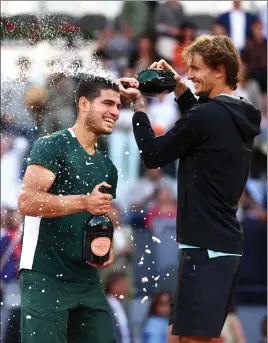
<box><xmin>122</xmin><ymin>68</ymin><xmax>176</xmax><ymax>96</ymax></box>
<box><xmin>83</xmin><ymin>186</ymin><xmax>113</xmax><ymax>265</ymax></box>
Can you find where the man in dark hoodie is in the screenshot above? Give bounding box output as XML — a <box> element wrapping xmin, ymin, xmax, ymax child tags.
<box><xmin>117</xmin><ymin>35</ymin><xmax>261</xmax><ymax>343</ymax></box>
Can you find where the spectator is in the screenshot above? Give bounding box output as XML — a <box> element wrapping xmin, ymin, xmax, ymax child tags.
<box><xmin>249</xmin><ymin>147</ymin><xmax>267</xmax><ymax>191</ymax></box>
<box><xmin>154</xmin><ymin>1</ymin><xmax>186</xmax><ymax>60</ymax></box>
<box><xmin>107</xmin><ymin>94</ymin><xmax>141</xmax><ymax>182</ymax></box>
<box><xmin>119</xmin><ymin>1</ymin><xmax>149</xmax><ymax>38</ymax></box>
<box><xmin>259</xmin><ymin>315</ymin><xmax>267</xmax><ymax>343</ymax></box>
<box><xmin>24</xmin><ymin>85</ymin><xmax>48</xmax><ymax>136</ymax></box>
<box><xmin>246</xmin><ymin>146</ymin><xmax>267</xmax><ymax>216</ymax></box>
<box><xmin>143</xmin><ymin>291</ymin><xmax>172</xmax><ymax>343</ymax></box>
<box><xmin>95</xmin><ymin>28</ymin><xmax>133</xmax><ymax>75</ymax></box>
<box><xmin>173</xmin><ymin>22</ymin><xmax>196</xmax><ymax>75</ymax></box>
<box><xmin>241</xmin><ymin>186</ymin><xmax>267</xmax><ymax>223</ymax></box>
<box><xmin>239</xmin><ymin>186</ymin><xmax>264</xmax><ymax>223</ymax></box>
<box><xmin>94</xmin><ymin>49</ymin><xmax>120</xmax><ymax>79</ymax></box>
<box><xmin>68</xmin><ymin>58</ymin><xmax>86</xmax><ymax>112</ymax></box>
<box><xmin>91</xmin><ymin>50</ymin><xmax>122</xmax><ymax>152</ymax></box>
<box><xmin>1</xmin><ymin>136</ymin><xmax>29</xmax><ymax>209</ymax></box>
<box><xmin>239</xmin><ymin>184</ymin><xmax>267</xmax><ymax>288</ymax></box>
<box><xmin>145</xmin><ymin>186</ymin><xmax>177</xmax><ymax>229</ymax></box>
<box><xmin>126</xmin><ymin>168</ymin><xmax>176</xmax><ymax>227</ymax></box>
<box><xmin>143</xmin><ymin>185</ymin><xmax>178</xmax><ymax>275</ymax></box>
<box><xmin>69</xmin><ymin>58</ymin><xmax>85</xmax><ymax>87</ymax></box>
<box><xmin>216</xmin><ymin>0</ymin><xmax>256</xmax><ymax>52</ymax></box>
<box><xmin>146</xmin><ymin>92</ymin><xmax>179</xmax><ymax>137</ymax></box>
<box><xmin>259</xmin><ymin>3</ymin><xmax>267</xmax><ymax>39</ymax></box>
<box><xmin>0</xmin><ymin>207</ymin><xmax>22</xmax><ymax>343</ymax></box>
<box><xmin>0</xmin><ymin>135</ymin><xmax>10</xmax><ymax>157</ymax></box>
<box><xmin>241</xmin><ymin>18</ymin><xmax>267</xmax><ymax>94</ymax></box>
<box><xmin>235</xmin><ymin>62</ymin><xmax>262</xmax><ymax>111</ymax></box>
<box><xmin>105</xmin><ymin>272</ymin><xmax>132</xmax><ymax>343</ymax></box>
<box><xmin>127</xmin><ymin>35</ymin><xmax>159</xmax><ymax>76</ymax></box>
<box><xmin>255</xmin><ymin>94</ymin><xmax>268</xmax><ymax>156</ymax></box>
<box><xmin>128</xmin><ymin>168</ymin><xmax>176</xmax><ymax>211</ymax></box>
<box><xmin>0</xmin><ymin>207</ymin><xmax>22</xmax><ymax>286</ymax></box>
<box><xmin>1</xmin><ymin>56</ymin><xmax>37</xmax><ymax>143</ymax></box>
<box><xmin>100</xmin><ymin>202</ymin><xmax>135</xmax><ymax>298</ymax></box>
<box><xmin>45</xmin><ymin>57</ymin><xmax>64</xmax><ymax>75</ymax></box>
<box><xmin>42</xmin><ymin>63</ymin><xmax>76</xmax><ymax>134</ymax></box>
<box><xmin>154</xmin><ymin>1</ymin><xmax>185</xmax><ymax>38</ymax></box>
<box><xmin>211</xmin><ymin>22</ymin><xmax>228</xmax><ymax>36</ymax></box>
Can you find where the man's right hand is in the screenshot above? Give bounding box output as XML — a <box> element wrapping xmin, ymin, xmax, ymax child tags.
<box><xmin>85</xmin><ymin>182</ymin><xmax>113</xmax><ymax>215</ymax></box>
<box><xmin>150</xmin><ymin>59</ymin><xmax>188</xmax><ymax>99</ymax></box>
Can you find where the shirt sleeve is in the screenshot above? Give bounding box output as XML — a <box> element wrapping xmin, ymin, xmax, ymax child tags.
<box><xmin>132</xmin><ymin>103</ymin><xmax>208</xmax><ymax>169</ymax></box>
<box><xmin>26</xmin><ymin>136</ymin><xmax>62</xmax><ymax>175</ymax></box>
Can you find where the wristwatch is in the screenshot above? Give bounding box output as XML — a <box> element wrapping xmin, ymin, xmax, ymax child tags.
<box><xmin>130</xmin><ymin>97</ymin><xmax>145</xmax><ymax>111</ymax></box>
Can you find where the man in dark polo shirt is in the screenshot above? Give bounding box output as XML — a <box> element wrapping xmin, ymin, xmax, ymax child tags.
<box><xmin>18</xmin><ymin>76</ymin><xmax>120</xmax><ymax>343</ymax></box>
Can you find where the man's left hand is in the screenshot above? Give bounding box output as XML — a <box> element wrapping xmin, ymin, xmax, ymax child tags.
<box><xmin>87</xmin><ymin>245</ymin><xmax>114</xmax><ymax>269</ymax></box>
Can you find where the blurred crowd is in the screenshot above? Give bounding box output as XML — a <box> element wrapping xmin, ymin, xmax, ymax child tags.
<box><xmin>0</xmin><ymin>1</ymin><xmax>267</xmax><ymax>343</ymax></box>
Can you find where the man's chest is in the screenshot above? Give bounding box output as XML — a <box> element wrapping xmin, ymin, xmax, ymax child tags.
<box><xmin>54</xmin><ymin>151</ymin><xmax>110</xmax><ymax>194</ymax></box>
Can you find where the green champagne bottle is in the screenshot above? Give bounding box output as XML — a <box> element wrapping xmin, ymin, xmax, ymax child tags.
<box><xmin>122</xmin><ymin>68</ymin><xmax>176</xmax><ymax>96</ymax></box>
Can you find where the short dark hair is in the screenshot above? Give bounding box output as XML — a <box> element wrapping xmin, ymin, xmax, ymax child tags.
<box><xmin>75</xmin><ymin>75</ymin><xmax>120</xmax><ymax>108</ymax></box>
<box><xmin>16</xmin><ymin>56</ymin><xmax>31</xmax><ymax>68</ymax></box>
<box><xmin>251</xmin><ymin>17</ymin><xmax>262</xmax><ymax>27</ymax></box>
<box><xmin>104</xmin><ymin>271</ymin><xmax>127</xmax><ymax>294</ymax></box>
<box><xmin>180</xmin><ymin>21</ymin><xmax>196</xmax><ymax>31</ymax></box>
<box><xmin>93</xmin><ymin>49</ymin><xmax>109</xmax><ymax>60</ymax></box>
<box><xmin>148</xmin><ymin>291</ymin><xmax>172</xmax><ymax>316</ymax></box>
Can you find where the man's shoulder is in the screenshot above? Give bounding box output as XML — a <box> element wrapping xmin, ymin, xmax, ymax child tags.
<box><xmin>39</xmin><ymin>129</ymin><xmax>69</xmax><ymax>141</ymax></box>
<box><xmin>217</xmin><ymin>11</ymin><xmax>229</xmax><ymax>20</ymax></box>
<box><xmin>184</xmin><ymin>98</ymin><xmax>229</xmax><ymax>129</ymax></box>
<box><xmin>31</xmin><ymin>130</ymin><xmax>70</xmax><ymax>153</ymax></box>
<box><xmin>37</xmin><ymin>130</ymin><xmax>69</xmax><ymax>144</ymax></box>
<box><xmin>189</xmin><ymin>97</ymin><xmax>217</xmax><ymax>116</ymax></box>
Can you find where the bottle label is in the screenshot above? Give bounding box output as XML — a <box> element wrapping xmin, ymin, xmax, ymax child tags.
<box><xmin>91</xmin><ymin>237</ymin><xmax>111</xmax><ymax>257</ymax></box>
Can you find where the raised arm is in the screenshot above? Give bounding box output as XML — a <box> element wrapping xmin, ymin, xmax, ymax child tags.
<box><xmin>121</xmin><ymin>87</ymin><xmax>204</xmax><ymax>169</ymax></box>
<box><xmin>117</xmin><ymin>59</ymin><xmax>203</xmax><ymax>168</ymax></box>
<box><xmin>132</xmin><ymin>105</ymin><xmax>206</xmax><ymax>168</ymax></box>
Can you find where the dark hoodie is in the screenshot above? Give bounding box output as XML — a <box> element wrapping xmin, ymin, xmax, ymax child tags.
<box><xmin>132</xmin><ymin>89</ymin><xmax>261</xmax><ymax>254</ymax></box>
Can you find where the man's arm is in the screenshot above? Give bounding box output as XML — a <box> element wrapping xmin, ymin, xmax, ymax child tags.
<box><xmin>132</xmin><ymin>106</ymin><xmax>206</xmax><ymax>168</ymax></box>
<box><xmin>18</xmin><ymin>165</ymin><xmax>113</xmax><ymax>218</ymax></box>
<box><xmin>176</xmin><ymin>88</ymin><xmax>198</xmax><ymax>114</ymax></box>
<box><xmin>117</xmin><ymin>66</ymin><xmax>204</xmax><ymax>168</ymax></box>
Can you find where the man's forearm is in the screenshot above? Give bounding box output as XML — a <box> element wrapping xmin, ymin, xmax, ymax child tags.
<box><xmin>175</xmin><ymin>88</ymin><xmax>197</xmax><ymax>114</ymax></box>
<box><xmin>174</xmin><ymin>82</ymin><xmax>189</xmax><ymax>100</ymax></box>
<box><xmin>18</xmin><ymin>190</ymin><xmax>86</xmax><ymax>218</ymax></box>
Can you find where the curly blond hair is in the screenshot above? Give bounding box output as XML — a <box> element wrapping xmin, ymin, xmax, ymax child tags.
<box><xmin>182</xmin><ymin>35</ymin><xmax>241</xmax><ymax>90</ymax></box>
